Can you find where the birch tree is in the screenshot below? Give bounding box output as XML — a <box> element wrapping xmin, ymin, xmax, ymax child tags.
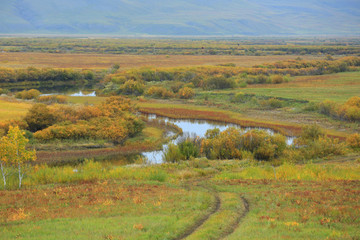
<box><xmin>0</xmin><ymin>135</ymin><xmax>11</xmax><ymax>189</ymax></box>
<box><xmin>4</xmin><ymin>126</ymin><xmax>36</xmax><ymax>189</ymax></box>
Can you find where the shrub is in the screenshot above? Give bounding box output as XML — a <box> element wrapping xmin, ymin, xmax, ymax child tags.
<box><xmin>231</xmin><ymin>92</ymin><xmax>255</xmax><ymax>103</ymax></box>
<box><xmin>178</xmin><ymin>138</ymin><xmax>200</xmax><ymax>160</ymax></box>
<box><xmin>119</xmin><ymin>80</ymin><xmax>145</xmax><ymax>96</ymax></box>
<box><xmin>0</xmin><ymin>120</ymin><xmax>28</xmax><ymax>135</ymax></box>
<box><xmin>170</xmin><ymin>82</ymin><xmax>184</xmax><ymax>93</ymax></box>
<box><xmin>204</xmin><ymin>76</ymin><xmax>235</xmax><ymax>90</ymax></box>
<box><xmin>298</xmin><ymin>124</ymin><xmax>325</xmax><ymax>142</ymax></box>
<box><xmin>24</xmin><ymin>104</ymin><xmax>58</xmax><ymax>132</ymax></box>
<box><xmin>256</xmin><ymin>74</ymin><xmax>269</xmax><ymax>84</ymax></box>
<box><xmin>37</xmin><ymin>95</ymin><xmax>68</xmax><ymax>104</ymax></box>
<box><xmin>318</xmin><ymin>100</ymin><xmax>338</xmax><ymax>116</ymax></box>
<box><xmin>318</xmin><ymin>97</ymin><xmax>360</xmax><ymax>122</ymax></box>
<box><xmin>178</xmin><ymin>87</ymin><xmax>195</xmax><ymax>99</ymax></box>
<box><xmin>271</xmin><ymin>75</ymin><xmax>284</xmax><ymax>84</ymax></box>
<box><xmin>201</xmin><ymin>128</ymin><xmax>286</xmax><ymax>161</ymax></box>
<box><xmin>346</xmin><ymin>133</ymin><xmax>360</xmax><ymax>149</ymax></box>
<box><xmin>301</xmin><ymin>137</ymin><xmax>346</xmax><ymax>159</ymax></box>
<box><xmin>146</xmin><ymin>86</ymin><xmax>174</xmax><ymax>99</ymax></box>
<box><xmin>15</xmin><ymin>89</ymin><xmax>41</xmax><ymax>100</ymax></box>
<box><xmin>163</xmin><ymin>143</ymin><xmax>183</xmax><ymax>163</ymax></box>
<box><xmin>259</xmin><ymin>98</ymin><xmax>284</xmax><ymax>109</ymax></box>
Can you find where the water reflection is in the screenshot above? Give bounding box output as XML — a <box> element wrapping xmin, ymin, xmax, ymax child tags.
<box><xmin>70</xmin><ymin>91</ymin><xmax>96</xmax><ymax>97</ymax></box>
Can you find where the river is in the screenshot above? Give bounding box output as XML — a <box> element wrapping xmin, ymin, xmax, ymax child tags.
<box><xmin>139</xmin><ymin>114</ymin><xmax>295</xmax><ymax>164</ymax></box>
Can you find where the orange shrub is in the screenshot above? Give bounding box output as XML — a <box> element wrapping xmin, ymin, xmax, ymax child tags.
<box><xmin>37</xmin><ymin>95</ymin><xmax>68</xmax><ymax>104</ymax></box>
<box><xmin>178</xmin><ymin>87</ymin><xmax>195</xmax><ymax>99</ymax></box>
<box><xmin>33</xmin><ymin>96</ymin><xmax>144</xmax><ymax>144</ymax></box>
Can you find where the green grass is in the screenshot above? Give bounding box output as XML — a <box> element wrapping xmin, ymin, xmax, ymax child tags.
<box><xmin>0</xmin><ymin>181</ymin><xmax>214</xmax><ymax>240</ymax></box>
<box><xmin>1</xmin><ymin>158</ymin><xmax>359</xmax><ymax>239</ymax></box>
<box><xmin>185</xmin><ymin>192</ymin><xmax>244</xmax><ymax>240</ymax></box>
<box><xmin>238</xmin><ymin>72</ymin><xmax>360</xmax><ymax>103</ymax></box>
<box><xmin>217</xmin><ymin>180</ymin><xmax>360</xmax><ymax>240</ymax></box>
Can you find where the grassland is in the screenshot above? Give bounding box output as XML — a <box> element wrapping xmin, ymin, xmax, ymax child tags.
<box><xmin>0</xmin><ymin>180</ymin><xmax>214</xmax><ymax>240</ymax></box>
<box><xmin>238</xmin><ymin>71</ymin><xmax>360</xmax><ymax>103</ymax></box>
<box><xmin>0</xmin><ymin>97</ymin><xmax>31</xmax><ymax>121</ymax></box>
<box><xmin>0</xmin><ymin>160</ymin><xmax>359</xmax><ymax>240</ymax></box>
<box><xmin>0</xmin><ymin>52</ymin><xmax>321</xmax><ymax>69</ymax></box>
<box><xmin>0</xmin><ymin>43</ymin><xmax>359</xmax><ymax>240</ymax></box>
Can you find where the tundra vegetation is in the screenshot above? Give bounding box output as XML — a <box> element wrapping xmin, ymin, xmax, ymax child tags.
<box><xmin>0</xmin><ymin>38</ymin><xmax>359</xmax><ymax>240</ymax></box>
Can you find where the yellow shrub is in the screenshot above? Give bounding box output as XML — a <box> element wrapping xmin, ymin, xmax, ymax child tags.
<box><xmin>347</xmin><ymin>133</ymin><xmax>360</xmax><ymax>149</ymax></box>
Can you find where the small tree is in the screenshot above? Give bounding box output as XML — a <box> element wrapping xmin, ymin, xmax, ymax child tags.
<box><xmin>4</xmin><ymin>126</ymin><xmax>36</xmax><ymax>189</ymax></box>
<box><xmin>0</xmin><ymin>136</ymin><xmax>11</xmax><ymax>189</ymax></box>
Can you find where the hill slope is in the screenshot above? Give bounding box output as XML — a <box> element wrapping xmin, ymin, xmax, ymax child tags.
<box><xmin>0</xmin><ymin>0</ymin><xmax>359</xmax><ymax>36</ymax></box>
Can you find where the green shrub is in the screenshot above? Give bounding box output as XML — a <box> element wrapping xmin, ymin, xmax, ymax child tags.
<box><xmin>119</xmin><ymin>80</ymin><xmax>145</xmax><ymax>96</ymax></box>
<box><xmin>204</xmin><ymin>76</ymin><xmax>235</xmax><ymax>90</ymax></box>
<box><xmin>231</xmin><ymin>92</ymin><xmax>255</xmax><ymax>103</ymax></box>
<box><xmin>259</xmin><ymin>98</ymin><xmax>284</xmax><ymax>109</ymax></box>
<box><xmin>163</xmin><ymin>143</ymin><xmax>183</xmax><ymax>163</ymax></box>
<box><xmin>299</xmin><ymin>124</ymin><xmax>325</xmax><ymax>142</ymax></box>
<box><xmin>318</xmin><ymin>100</ymin><xmax>338</xmax><ymax>116</ymax></box>
<box><xmin>178</xmin><ymin>139</ymin><xmax>200</xmax><ymax>160</ymax></box>
<box><xmin>201</xmin><ymin>128</ymin><xmax>286</xmax><ymax>161</ymax></box>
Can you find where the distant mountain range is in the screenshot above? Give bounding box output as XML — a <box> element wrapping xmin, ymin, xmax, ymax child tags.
<box><xmin>1</xmin><ymin>0</ymin><xmax>359</xmax><ymax>36</ymax></box>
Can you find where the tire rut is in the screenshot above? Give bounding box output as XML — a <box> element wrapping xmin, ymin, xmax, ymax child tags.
<box><xmin>174</xmin><ymin>181</ymin><xmax>221</xmax><ymax>240</ymax></box>
<box><xmin>218</xmin><ymin>195</ymin><xmax>250</xmax><ymax>240</ymax></box>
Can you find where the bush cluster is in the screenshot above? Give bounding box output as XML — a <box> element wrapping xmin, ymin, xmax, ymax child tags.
<box><xmin>37</xmin><ymin>95</ymin><xmax>68</xmax><ymax>104</ymax></box>
<box><xmin>25</xmin><ymin>96</ymin><xmax>144</xmax><ymax>144</ymax></box>
<box><xmin>318</xmin><ymin>96</ymin><xmax>360</xmax><ymax>122</ymax></box>
<box><xmin>15</xmin><ymin>89</ymin><xmax>41</xmax><ymax>100</ymax></box>
<box><xmin>201</xmin><ymin>128</ymin><xmax>286</xmax><ymax>160</ymax></box>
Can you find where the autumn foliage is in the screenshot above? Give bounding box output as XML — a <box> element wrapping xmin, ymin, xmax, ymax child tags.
<box><xmin>201</xmin><ymin>128</ymin><xmax>286</xmax><ymax>160</ymax></box>
<box><xmin>318</xmin><ymin>96</ymin><xmax>360</xmax><ymax>122</ymax></box>
<box><xmin>32</xmin><ymin>96</ymin><xmax>144</xmax><ymax>144</ymax></box>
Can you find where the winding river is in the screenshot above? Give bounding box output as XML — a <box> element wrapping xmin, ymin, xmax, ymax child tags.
<box><xmin>41</xmin><ymin>91</ymin><xmax>295</xmax><ymax>165</ymax></box>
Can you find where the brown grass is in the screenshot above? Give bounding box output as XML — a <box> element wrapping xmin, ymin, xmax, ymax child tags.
<box><xmin>0</xmin><ymin>182</ymin><xmax>178</xmax><ymax>222</ymax></box>
<box><xmin>0</xmin><ymin>52</ymin><xmax>320</xmax><ymax>69</ymax></box>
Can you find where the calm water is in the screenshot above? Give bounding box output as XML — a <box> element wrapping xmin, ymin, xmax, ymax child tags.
<box><xmin>140</xmin><ymin>114</ymin><xmax>295</xmax><ymax>164</ymax></box>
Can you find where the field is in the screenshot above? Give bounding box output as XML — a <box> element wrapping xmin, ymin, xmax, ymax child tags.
<box><xmin>0</xmin><ymin>97</ymin><xmax>31</xmax><ymax>121</ymax></box>
<box><xmin>0</xmin><ymin>52</ymin><xmax>320</xmax><ymax>69</ymax></box>
<box><xmin>239</xmin><ymin>72</ymin><xmax>360</xmax><ymax>103</ymax></box>
<box><xmin>0</xmin><ymin>160</ymin><xmax>359</xmax><ymax>239</ymax></box>
<box><xmin>0</xmin><ymin>38</ymin><xmax>360</xmax><ymax>240</ymax></box>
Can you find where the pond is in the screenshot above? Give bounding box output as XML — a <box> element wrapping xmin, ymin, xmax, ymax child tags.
<box><xmin>133</xmin><ymin>114</ymin><xmax>295</xmax><ymax>164</ymax></box>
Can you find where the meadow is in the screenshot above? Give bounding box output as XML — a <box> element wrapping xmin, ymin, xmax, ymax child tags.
<box><xmin>0</xmin><ymin>52</ymin><xmax>320</xmax><ymax>70</ymax></box>
<box><xmin>0</xmin><ymin>38</ymin><xmax>359</xmax><ymax>240</ymax></box>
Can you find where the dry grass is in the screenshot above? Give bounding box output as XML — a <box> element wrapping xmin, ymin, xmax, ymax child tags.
<box><xmin>0</xmin><ymin>97</ymin><xmax>32</xmax><ymax>121</ymax></box>
<box><xmin>0</xmin><ymin>52</ymin><xmax>320</xmax><ymax>69</ymax></box>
